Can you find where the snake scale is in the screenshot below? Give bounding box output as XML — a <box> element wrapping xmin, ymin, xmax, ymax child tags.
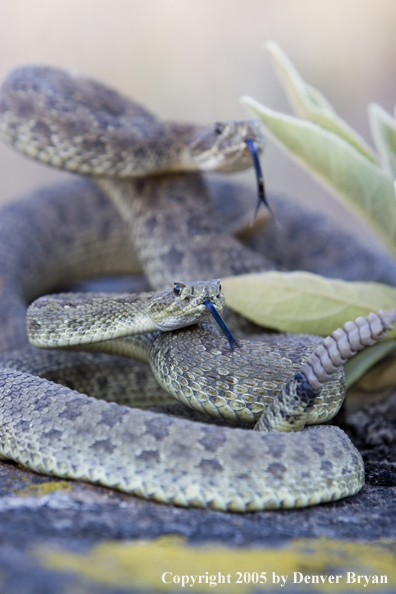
<box><xmin>0</xmin><ymin>65</ymin><xmax>394</xmax><ymax>511</ymax></box>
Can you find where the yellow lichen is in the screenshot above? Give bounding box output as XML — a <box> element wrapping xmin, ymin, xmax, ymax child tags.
<box><xmin>37</xmin><ymin>536</ymin><xmax>396</xmax><ymax>592</ymax></box>
<box><xmin>11</xmin><ymin>480</ymin><xmax>72</xmax><ymax>497</ymax></box>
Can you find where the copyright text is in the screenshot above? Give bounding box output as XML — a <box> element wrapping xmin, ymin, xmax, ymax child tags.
<box><xmin>161</xmin><ymin>571</ymin><xmax>388</xmax><ymax>588</ymax></box>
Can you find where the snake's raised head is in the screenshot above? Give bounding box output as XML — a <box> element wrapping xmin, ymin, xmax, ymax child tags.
<box><xmin>189</xmin><ymin>120</ymin><xmax>269</xmax><ymax>217</ymax></box>
<box><xmin>148</xmin><ymin>279</ymin><xmax>224</xmax><ymax>331</ymax></box>
<box><xmin>189</xmin><ymin>119</ymin><xmax>265</xmax><ymax>172</ymax></box>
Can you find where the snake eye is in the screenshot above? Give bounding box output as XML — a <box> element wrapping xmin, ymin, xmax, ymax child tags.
<box><xmin>214</xmin><ymin>122</ymin><xmax>225</xmax><ymax>135</ymax></box>
<box><xmin>173</xmin><ymin>282</ymin><xmax>185</xmax><ymax>297</ymax></box>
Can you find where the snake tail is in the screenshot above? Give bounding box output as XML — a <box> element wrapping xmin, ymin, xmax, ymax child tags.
<box><xmin>301</xmin><ymin>309</ymin><xmax>396</xmax><ymax>391</ymax></box>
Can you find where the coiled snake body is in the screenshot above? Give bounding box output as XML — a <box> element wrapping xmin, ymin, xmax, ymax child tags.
<box><xmin>0</xmin><ymin>66</ymin><xmax>394</xmax><ymax>511</ymax></box>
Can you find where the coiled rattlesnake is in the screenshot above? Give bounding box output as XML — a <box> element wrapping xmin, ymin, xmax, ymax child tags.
<box><xmin>0</xmin><ymin>65</ymin><xmax>394</xmax><ymax>511</ymax></box>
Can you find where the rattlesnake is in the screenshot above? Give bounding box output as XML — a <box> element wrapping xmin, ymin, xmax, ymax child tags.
<box><xmin>0</xmin><ymin>65</ymin><xmax>394</xmax><ymax>511</ymax></box>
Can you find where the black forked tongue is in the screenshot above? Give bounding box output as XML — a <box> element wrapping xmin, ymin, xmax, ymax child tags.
<box><xmin>204</xmin><ymin>300</ymin><xmax>238</xmax><ymax>351</ymax></box>
<box><xmin>245</xmin><ymin>139</ymin><xmax>271</xmax><ymax>222</ymax></box>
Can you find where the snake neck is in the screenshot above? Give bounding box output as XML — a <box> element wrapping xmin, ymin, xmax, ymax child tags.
<box><xmin>159</xmin><ymin>122</ymin><xmax>203</xmax><ymax>172</ymax></box>
<box><xmin>94</xmin><ymin>174</ymin><xmax>272</xmax><ymax>291</ymax></box>
<box><xmin>74</xmin><ymin>333</ymin><xmax>156</xmax><ymax>364</ymax></box>
<box><xmin>99</xmin><ymin>121</ymin><xmax>201</xmax><ymax>175</ymax></box>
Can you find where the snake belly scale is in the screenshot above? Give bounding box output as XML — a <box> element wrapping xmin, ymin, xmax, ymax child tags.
<box><xmin>0</xmin><ymin>64</ymin><xmax>381</xmax><ymax>511</ymax></box>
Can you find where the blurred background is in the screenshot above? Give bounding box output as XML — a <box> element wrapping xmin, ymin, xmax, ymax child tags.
<box><xmin>1</xmin><ymin>0</ymin><xmax>396</xmax><ymax>226</ymax></box>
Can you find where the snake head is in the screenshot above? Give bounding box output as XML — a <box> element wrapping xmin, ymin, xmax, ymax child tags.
<box><xmin>189</xmin><ymin>119</ymin><xmax>269</xmax><ymax>217</ymax></box>
<box><xmin>189</xmin><ymin>119</ymin><xmax>265</xmax><ymax>173</ymax></box>
<box><xmin>148</xmin><ymin>279</ymin><xmax>225</xmax><ymax>331</ymax></box>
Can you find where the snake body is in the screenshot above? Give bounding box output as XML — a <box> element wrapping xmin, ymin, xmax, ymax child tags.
<box><xmin>0</xmin><ymin>65</ymin><xmax>393</xmax><ymax>510</ymax></box>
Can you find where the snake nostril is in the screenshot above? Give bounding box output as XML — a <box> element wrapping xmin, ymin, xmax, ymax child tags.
<box><xmin>184</xmin><ymin>297</ymin><xmax>190</xmax><ymax>303</ymax></box>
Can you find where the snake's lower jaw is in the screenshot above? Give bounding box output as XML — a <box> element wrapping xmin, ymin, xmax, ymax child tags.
<box><xmin>193</xmin><ymin>149</ymin><xmax>258</xmax><ymax>173</ymax></box>
<box><xmin>190</xmin><ymin>154</ymin><xmax>227</xmax><ymax>172</ymax></box>
<box><xmin>211</xmin><ymin>153</ymin><xmax>255</xmax><ymax>173</ymax></box>
<box><xmin>153</xmin><ymin>308</ymin><xmax>212</xmax><ymax>332</ymax></box>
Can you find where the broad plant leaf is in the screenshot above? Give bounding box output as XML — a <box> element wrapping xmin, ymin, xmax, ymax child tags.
<box><xmin>353</xmin><ymin>345</ymin><xmax>396</xmax><ymax>390</ymax></box>
<box><xmin>266</xmin><ymin>41</ymin><xmax>379</xmax><ymax>164</ymax></box>
<box><xmin>344</xmin><ymin>340</ymin><xmax>396</xmax><ymax>389</ymax></box>
<box><xmin>369</xmin><ymin>103</ymin><xmax>396</xmax><ymax>177</ymax></box>
<box><xmin>240</xmin><ymin>98</ymin><xmax>396</xmax><ymax>257</ymax></box>
<box><xmin>221</xmin><ymin>271</ymin><xmax>396</xmax><ymax>337</ymax></box>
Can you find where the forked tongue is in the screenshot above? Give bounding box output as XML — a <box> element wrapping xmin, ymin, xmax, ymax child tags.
<box><xmin>245</xmin><ymin>139</ymin><xmax>271</xmax><ymax>222</ymax></box>
<box><xmin>204</xmin><ymin>300</ymin><xmax>238</xmax><ymax>351</ymax></box>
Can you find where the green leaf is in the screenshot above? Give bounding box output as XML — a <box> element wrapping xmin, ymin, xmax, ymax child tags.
<box><xmin>221</xmin><ymin>271</ymin><xmax>396</xmax><ymax>337</ymax></box>
<box><xmin>369</xmin><ymin>103</ymin><xmax>396</xmax><ymax>177</ymax></box>
<box><xmin>344</xmin><ymin>340</ymin><xmax>396</xmax><ymax>389</ymax></box>
<box><xmin>265</xmin><ymin>41</ymin><xmax>379</xmax><ymax>164</ymax></box>
<box><xmin>240</xmin><ymin>98</ymin><xmax>396</xmax><ymax>257</ymax></box>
